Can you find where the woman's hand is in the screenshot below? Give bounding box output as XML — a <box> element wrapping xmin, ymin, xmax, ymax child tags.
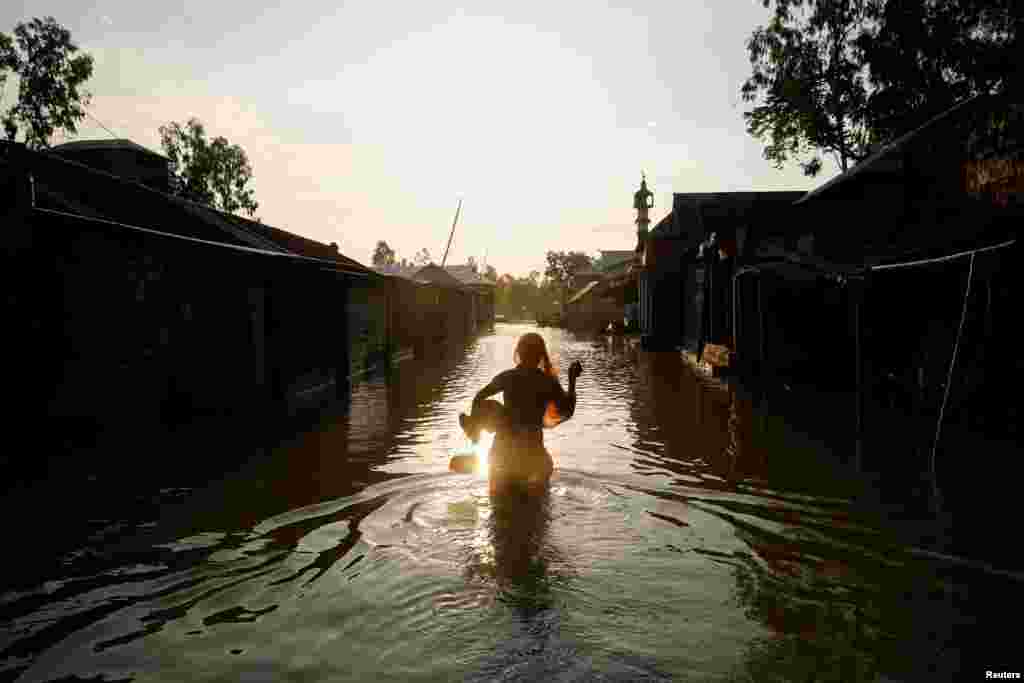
<box><xmin>568</xmin><ymin>360</ymin><xmax>583</xmax><ymax>381</ymax></box>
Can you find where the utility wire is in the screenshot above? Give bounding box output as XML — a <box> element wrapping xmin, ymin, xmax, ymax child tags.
<box><xmin>929</xmin><ymin>251</ymin><xmax>975</xmax><ymax>514</ymax></box>
<box><xmin>870</xmin><ymin>238</ymin><xmax>1016</xmax><ymax>271</ymax></box>
<box><xmin>84</xmin><ymin>106</ymin><xmax>121</xmax><ymax>139</ymax></box>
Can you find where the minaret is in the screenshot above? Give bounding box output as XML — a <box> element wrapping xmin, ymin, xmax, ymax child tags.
<box><xmin>633</xmin><ymin>173</ymin><xmax>655</xmax><ymax>347</ymax></box>
<box><xmin>633</xmin><ymin>172</ymin><xmax>654</xmax><ymax>246</ymax></box>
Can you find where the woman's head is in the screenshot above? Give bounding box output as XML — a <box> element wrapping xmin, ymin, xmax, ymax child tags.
<box><xmin>514</xmin><ymin>332</ymin><xmax>556</xmax><ymax>378</ymax></box>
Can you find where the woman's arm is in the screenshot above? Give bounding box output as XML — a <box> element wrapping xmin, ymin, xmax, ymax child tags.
<box><xmin>551</xmin><ymin>361</ymin><xmax>582</xmax><ymax>420</ymax></box>
<box><xmin>472</xmin><ymin>372</ymin><xmax>506</xmax><ymax>409</ymax></box>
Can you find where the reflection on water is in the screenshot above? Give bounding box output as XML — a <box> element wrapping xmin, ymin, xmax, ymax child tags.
<box><xmin>0</xmin><ymin>324</ymin><xmax>1019</xmax><ymax>681</ymax></box>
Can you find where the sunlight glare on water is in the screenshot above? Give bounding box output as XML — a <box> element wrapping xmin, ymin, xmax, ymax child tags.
<box><xmin>474</xmin><ymin>431</ymin><xmax>492</xmax><ymax>479</ymax></box>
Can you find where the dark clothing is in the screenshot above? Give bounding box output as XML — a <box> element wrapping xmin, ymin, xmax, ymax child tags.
<box><xmin>475</xmin><ymin>366</ymin><xmax>575</xmax><ymax>432</ymax></box>
<box><xmin>473</xmin><ymin>366</ymin><xmax>576</xmax><ymax>485</ymax></box>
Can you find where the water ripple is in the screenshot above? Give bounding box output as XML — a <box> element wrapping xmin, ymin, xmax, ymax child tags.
<box><xmin>1</xmin><ymin>324</ymin><xmax>1007</xmax><ymax>682</ymax></box>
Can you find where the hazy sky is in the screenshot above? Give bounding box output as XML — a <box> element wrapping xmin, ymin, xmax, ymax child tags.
<box><xmin>2</xmin><ymin>1</ymin><xmax>836</xmax><ymax>276</ymax></box>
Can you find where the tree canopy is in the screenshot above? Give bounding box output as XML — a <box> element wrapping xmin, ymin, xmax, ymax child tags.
<box><xmin>741</xmin><ymin>0</ymin><xmax>874</xmax><ymax>177</ymax></box>
<box><xmin>0</xmin><ymin>16</ymin><xmax>94</xmax><ymax>149</ymax></box>
<box><xmin>159</xmin><ymin>117</ymin><xmax>259</xmax><ymax>217</ymax></box>
<box><xmin>857</xmin><ymin>0</ymin><xmax>1021</xmax><ymax>140</ymax></box>
<box><xmin>372</xmin><ymin>240</ymin><xmax>396</xmax><ymax>267</ymax></box>
<box><xmin>414</xmin><ymin>248</ymin><xmax>432</xmax><ymax>266</ymax></box>
<box><xmin>544</xmin><ymin>250</ymin><xmax>594</xmax><ymax>293</ymax></box>
<box><xmin>494</xmin><ymin>271</ymin><xmax>559</xmax><ymax>320</ymax></box>
<box><xmin>741</xmin><ymin>0</ymin><xmax>1022</xmax><ymax>177</ymax></box>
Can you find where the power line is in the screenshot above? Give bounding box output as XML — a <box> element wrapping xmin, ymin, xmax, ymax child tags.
<box><xmin>83</xmin><ymin>106</ymin><xmax>120</xmax><ymax>140</ymax></box>
<box><xmin>0</xmin><ymin>87</ymin><xmax>122</xmax><ymax>144</ymax></box>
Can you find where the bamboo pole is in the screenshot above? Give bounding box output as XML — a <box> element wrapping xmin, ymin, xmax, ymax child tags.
<box><xmin>440</xmin><ymin>198</ymin><xmax>462</xmax><ymax>268</ymax></box>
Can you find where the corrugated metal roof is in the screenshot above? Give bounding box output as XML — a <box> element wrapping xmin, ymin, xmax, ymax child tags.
<box><xmin>12</xmin><ymin>141</ymin><xmax>378</xmax><ymax>275</ymax></box>
<box><xmin>795</xmin><ymin>94</ymin><xmax>985</xmax><ymax>205</ymax></box>
<box><xmin>444</xmin><ymin>264</ymin><xmax>496</xmax><ymax>286</ymax></box>
<box><xmin>414</xmin><ymin>263</ymin><xmax>465</xmax><ymax>287</ymax></box>
<box><xmin>51</xmin><ymin>139</ymin><xmax>169</xmax><ymax>160</ymax></box>
<box><xmin>652</xmin><ymin>191</ymin><xmax>807</xmax><ymax>246</ymax></box>
<box><xmin>373</xmin><ymin>264</ymin><xmax>422</xmax><ymax>280</ymax></box>
<box><xmin>598</xmin><ymin>249</ymin><xmax>634</xmax><ymax>262</ymax></box>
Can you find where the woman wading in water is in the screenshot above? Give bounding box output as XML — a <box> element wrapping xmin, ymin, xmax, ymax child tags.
<box><xmin>459</xmin><ymin>332</ymin><xmax>582</xmax><ymax>491</ymax></box>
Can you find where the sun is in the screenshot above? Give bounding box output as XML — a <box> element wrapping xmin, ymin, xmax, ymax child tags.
<box><xmin>473</xmin><ymin>431</ymin><xmax>494</xmax><ymax>479</ymax></box>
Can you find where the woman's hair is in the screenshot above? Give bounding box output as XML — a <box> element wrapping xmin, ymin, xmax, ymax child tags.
<box><xmin>514</xmin><ymin>333</ymin><xmax>564</xmax><ymax>427</ymax></box>
<box><xmin>514</xmin><ymin>332</ymin><xmax>557</xmax><ymax>377</ymax></box>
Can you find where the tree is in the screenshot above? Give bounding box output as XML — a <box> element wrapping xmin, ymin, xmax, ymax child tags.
<box><xmin>494</xmin><ymin>272</ymin><xmax>553</xmax><ymax>320</ymax></box>
<box><xmin>0</xmin><ymin>17</ymin><xmax>94</xmax><ymax>149</ymax></box>
<box><xmin>159</xmin><ymin>117</ymin><xmax>259</xmax><ymax>217</ymax></box>
<box><xmin>414</xmin><ymin>248</ymin><xmax>432</xmax><ymax>267</ymax></box>
<box><xmin>856</xmin><ymin>0</ymin><xmax>1022</xmax><ymax>143</ymax></box>
<box><xmin>372</xmin><ymin>240</ymin><xmax>396</xmax><ymax>267</ymax></box>
<box><xmin>544</xmin><ymin>250</ymin><xmax>593</xmax><ymax>294</ymax></box>
<box><xmin>742</xmin><ymin>0</ymin><xmax>1023</xmax><ymax>177</ymax></box>
<box><xmin>741</xmin><ymin>0</ymin><xmax>875</xmax><ymax>177</ymax></box>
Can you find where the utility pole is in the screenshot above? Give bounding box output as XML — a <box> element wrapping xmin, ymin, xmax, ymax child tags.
<box><xmin>441</xmin><ymin>198</ymin><xmax>462</xmax><ymax>268</ymax></box>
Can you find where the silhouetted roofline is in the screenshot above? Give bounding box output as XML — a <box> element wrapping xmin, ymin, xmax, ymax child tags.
<box><xmin>795</xmin><ymin>93</ymin><xmax>987</xmax><ymax>205</ymax></box>
<box><xmin>4</xmin><ymin>140</ymin><xmax>378</xmax><ymax>276</ymax></box>
<box><xmin>413</xmin><ymin>263</ymin><xmax>466</xmax><ymax>287</ymax></box>
<box><xmin>51</xmin><ymin>138</ymin><xmax>170</xmax><ymax>160</ymax></box>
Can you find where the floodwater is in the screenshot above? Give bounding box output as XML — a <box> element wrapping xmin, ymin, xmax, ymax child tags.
<box><xmin>1</xmin><ymin>323</ymin><xmax>1020</xmax><ymax>682</ymax></box>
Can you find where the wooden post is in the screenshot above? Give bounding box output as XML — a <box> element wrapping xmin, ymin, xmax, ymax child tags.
<box><xmin>699</xmin><ymin>260</ymin><xmax>710</xmax><ymax>361</ymax></box>
<box><xmin>265</xmin><ymin>280</ymin><xmax>286</xmax><ymax>412</ymax></box>
<box><xmin>984</xmin><ymin>275</ymin><xmax>994</xmax><ymax>341</ymax></box>
<box><xmin>385</xmin><ymin>278</ymin><xmax>394</xmax><ymax>371</ymax></box>
<box><xmin>707</xmin><ymin>257</ymin><xmax>714</xmax><ymax>346</ymax></box>
<box><xmin>732</xmin><ymin>271</ymin><xmax>740</xmax><ymax>368</ymax></box>
<box><xmin>3</xmin><ymin>145</ymin><xmax>35</xmax><ymax>257</ymax></box>
<box><xmin>757</xmin><ymin>274</ymin><xmax>766</xmax><ymax>376</ymax></box>
<box><xmin>248</xmin><ymin>285</ymin><xmax>266</xmax><ymax>394</ymax></box>
<box><xmin>695</xmin><ymin>369</ymin><xmax>704</xmax><ymax>425</ymax></box>
<box><xmin>643</xmin><ymin>274</ymin><xmax>648</xmax><ymax>337</ymax></box>
<box><xmin>3</xmin><ymin>147</ymin><xmax>36</xmax><ymax>431</ymax></box>
<box><xmin>849</xmin><ymin>276</ymin><xmax>866</xmax><ymax>472</ymax></box>
<box><xmin>335</xmin><ymin>279</ymin><xmax>351</xmax><ymax>399</ymax></box>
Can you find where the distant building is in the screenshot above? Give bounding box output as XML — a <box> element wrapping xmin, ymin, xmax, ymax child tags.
<box><xmin>564</xmin><ymin>278</ymin><xmax>621</xmax><ymax>332</ymax></box>
<box><xmin>443</xmin><ymin>263</ymin><xmax>497</xmax><ymax>331</ymax></box>
<box><xmin>442</xmin><ymin>263</ymin><xmax>489</xmax><ymax>285</ymax></box>
<box><xmin>412</xmin><ymin>263</ymin><xmax>465</xmax><ymax>287</ymax></box>
<box><xmin>372</xmin><ymin>262</ymin><xmax>421</xmax><ymax>280</ymax></box>
<box><xmin>594</xmin><ymin>249</ymin><xmax>635</xmax><ymax>274</ymax></box>
<box><xmin>569</xmin><ymin>267</ymin><xmax>604</xmax><ymax>292</ymax></box>
<box><xmin>5</xmin><ymin>135</ymin><xmax>503</xmax><ymax>440</ymax></box>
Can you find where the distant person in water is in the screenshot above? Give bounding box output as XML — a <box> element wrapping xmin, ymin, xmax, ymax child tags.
<box><xmin>458</xmin><ymin>332</ymin><xmax>582</xmax><ymax>490</ymax></box>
